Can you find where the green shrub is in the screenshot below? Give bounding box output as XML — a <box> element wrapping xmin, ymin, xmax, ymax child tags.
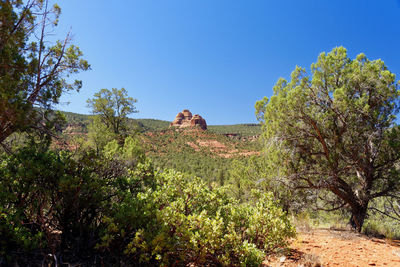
<box><xmin>363</xmin><ymin>199</ymin><xmax>400</xmax><ymax>240</ymax></box>
<box><xmin>0</xmin><ymin>143</ymin><xmax>155</xmax><ymax>265</ymax></box>
<box><xmin>0</xmin><ymin>143</ymin><xmax>294</xmax><ymax>266</ymax></box>
<box><xmin>103</xmin><ymin>170</ymin><xmax>296</xmax><ymax>266</ymax></box>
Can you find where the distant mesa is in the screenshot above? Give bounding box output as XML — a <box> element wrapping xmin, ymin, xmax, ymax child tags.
<box><xmin>170</xmin><ymin>109</ymin><xmax>207</xmax><ymax>130</ymax></box>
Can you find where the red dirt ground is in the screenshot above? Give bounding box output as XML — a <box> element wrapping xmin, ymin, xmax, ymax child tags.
<box><xmin>264</xmin><ymin>229</ymin><xmax>400</xmax><ymax>267</ymax></box>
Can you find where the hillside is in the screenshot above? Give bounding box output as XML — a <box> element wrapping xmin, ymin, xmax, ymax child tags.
<box><xmin>60</xmin><ymin>111</ymin><xmax>262</xmax><ymax>183</ymax></box>
<box><xmin>61</xmin><ymin>111</ymin><xmax>171</xmax><ymax>133</ymax></box>
<box><xmin>60</xmin><ymin>111</ymin><xmax>261</xmax><ymax>136</ymax></box>
<box><xmin>141</xmin><ymin>129</ymin><xmax>261</xmax><ymax>182</ymax></box>
<box><xmin>208</xmin><ymin>123</ymin><xmax>261</xmax><ymax>137</ymax></box>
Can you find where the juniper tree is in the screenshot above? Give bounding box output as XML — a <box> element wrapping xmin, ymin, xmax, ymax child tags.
<box><xmin>0</xmin><ymin>0</ymin><xmax>89</xmax><ymax>146</ymax></box>
<box><xmin>256</xmin><ymin>47</ymin><xmax>400</xmax><ymax>231</ymax></box>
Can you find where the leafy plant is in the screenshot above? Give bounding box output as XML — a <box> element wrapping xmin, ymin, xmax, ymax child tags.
<box><xmin>103</xmin><ymin>170</ymin><xmax>296</xmax><ymax>266</ymax></box>
<box><xmin>256</xmin><ymin>47</ymin><xmax>400</xmax><ymax>231</ymax></box>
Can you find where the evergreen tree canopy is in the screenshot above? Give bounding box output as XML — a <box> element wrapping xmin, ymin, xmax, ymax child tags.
<box><xmin>0</xmin><ymin>0</ymin><xmax>89</xmax><ymax>145</ymax></box>
<box><xmin>256</xmin><ymin>47</ymin><xmax>400</xmax><ymax>231</ymax></box>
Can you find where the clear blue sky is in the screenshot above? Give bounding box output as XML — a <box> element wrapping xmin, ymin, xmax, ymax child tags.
<box><xmin>56</xmin><ymin>0</ymin><xmax>400</xmax><ymax>125</ymax></box>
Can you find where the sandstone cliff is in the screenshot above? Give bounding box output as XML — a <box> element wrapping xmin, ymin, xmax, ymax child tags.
<box><xmin>170</xmin><ymin>109</ymin><xmax>207</xmax><ymax>130</ymax></box>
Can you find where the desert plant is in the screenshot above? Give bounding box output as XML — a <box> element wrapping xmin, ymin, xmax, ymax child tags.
<box><xmin>103</xmin><ymin>170</ymin><xmax>296</xmax><ymax>266</ymax></box>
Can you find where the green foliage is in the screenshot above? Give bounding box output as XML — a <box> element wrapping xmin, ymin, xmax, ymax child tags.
<box><xmin>256</xmin><ymin>46</ymin><xmax>400</xmax><ymax>231</ymax></box>
<box><xmin>104</xmin><ymin>136</ymin><xmax>146</xmax><ymax>166</ymax></box>
<box><xmin>142</xmin><ymin>130</ymin><xmax>260</xmax><ymax>184</ymax></box>
<box><xmin>61</xmin><ymin>110</ymin><xmax>92</xmax><ymax>134</ymax></box>
<box><xmin>227</xmin><ymin>155</ymin><xmax>301</xmax><ymax>212</ymax></box>
<box><xmin>87</xmin><ymin>88</ymin><xmax>138</xmax><ymax>136</ymax></box>
<box><xmin>208</xmin><ymin>124</ymin><xmax>261</xmax><ymax>137</ymax></box>
<box><xmin>0</xmin><ymin>141</ymin><xmax>154</xmax><ymax>264</ymax></box>
<box><xmin>0</xmin><ymin>0</ymin><xmax>89</xmax><ymax>144</ymax></box>
<box><xmin>101</xmin><ymin>170</ymin><xmax>295</xmax><ymax>266</ymax></box>
<box><xmin>1</xmin><ymin>2</ymin><xmax>296</xmax><ymax>266</ymax></box>
<box><xmin>228</xmin><ymin>157</ymin><xmax>261</xmax><ymax>202</ymax></box>
<box><xmin>0</xmin><ymin>138</ymin><xmax>294</xmax><ymax>265</ymax></box>
<box><xmin>362</xmin><ymin>198</ymin><xmax>400</xmax><ymax>239</ymax></box>
<box><xmin>362</xmin><ymin>219</ymin><xmax>400</xmax><ymax>240</ymax></box>
<box><xmin>135</xmin><ymin>118</ymin><xmax>171</xmax><ymax>131</ymax></box>
<box><xmin>58</xmin><ymin>112</ymin><xmax>262</xmax><ymax>187</ymax></box>
<box><xmin>87</xmin><ymin>115</ymin><xmax>116</xmax><ymax>153</ymax></box>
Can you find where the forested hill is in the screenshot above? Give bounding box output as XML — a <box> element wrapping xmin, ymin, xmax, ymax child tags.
<box><xmin>61</xmin><ymin>111</ymin><xmax>262</xmax><ymax>183</ymax></box>
<box><xmin>61</xmin><ymin>110</ymin><xmax>261</xmax><ymax>136</ymax></box>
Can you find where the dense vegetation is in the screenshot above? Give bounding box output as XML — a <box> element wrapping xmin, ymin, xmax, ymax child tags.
<box><xmin>0</xmin><ymin>1</ymin><xmax>293</xmax><ymax>262</ymax></box>
<box><xmin>0</xmin><ymin>140</ymin><xmax>294</xmax><ymax>266</ymax></box>
<box><xmin>208</xmin><ymin>124</ymin><xmax>261</xmax><ymax>137</ymax></box>
<box><xmin>141</xmin><ymin>129</ymin><xmax>260</xmax><ymax>182</ymax></box>
<box><xmin>256</xmin><ymin>47</ymin><xmax>400</xmax><ymax>232</ymax></box>
<box><xmin>136</xmin><ymin>118</ymin><xmax>171</xmax><ymax>132</ymax></box>
<box><xmin>2</xmin><ymin>1</ymin><xmax>400</xmax><ymax>266</ymax></box>
<box><xmin>61</xmin><ymin>110</ymin><xmax>262</xmax><ymax>184</ymax></box>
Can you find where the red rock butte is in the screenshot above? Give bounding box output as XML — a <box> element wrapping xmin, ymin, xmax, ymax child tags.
<box><xmin>170</xmin><ymin>109</ymin><xmax>207</xmax><ymax>130</ymax></box>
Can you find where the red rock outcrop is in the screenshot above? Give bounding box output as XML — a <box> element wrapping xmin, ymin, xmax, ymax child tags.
<box><xmin>170</xmin><ymin>109</ymin><xmax>207</xmax><ymax>130</ymax></box>
<box><xmin>182</xmin><ymin>109</ymin><xmax>192</xmax><ymax>120</ymax></box>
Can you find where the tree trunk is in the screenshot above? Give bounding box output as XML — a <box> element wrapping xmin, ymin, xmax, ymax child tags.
<box><xmin>350</xmin><ymin>205</ymin><xmax>368</xmax><ymax>232</ymax></box>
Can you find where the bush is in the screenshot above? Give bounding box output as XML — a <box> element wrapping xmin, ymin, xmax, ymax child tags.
<box><xmin>0</xmin><ymin>143</ymin><xmax>295</xmax><ymax>266</ymax></box>
<box><xmin>103</xmin><ymin>170</ymin><xmax>296</xmax><ymax>266</ymax></box>
<box><xmin>362</xmin><ymin>198</ymin><xmax>400</xmax><ymax>239</ymax></box>
<box><xmin>0</xmin><ymin>143</ymin><xmax>154</xmax><ymax>265</ymax></box>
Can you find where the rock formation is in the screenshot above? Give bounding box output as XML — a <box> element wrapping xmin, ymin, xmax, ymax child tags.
<box><xmin>170</xmin><ymin>109</ymin><xmax>207</xmax><ymax>130</ymax></box>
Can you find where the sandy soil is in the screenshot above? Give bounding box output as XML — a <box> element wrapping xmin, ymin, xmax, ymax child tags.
<box><xmin>264</xmin><ymin>229</ymin><xmax>400</xmax><ymax>267</ymax></box>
